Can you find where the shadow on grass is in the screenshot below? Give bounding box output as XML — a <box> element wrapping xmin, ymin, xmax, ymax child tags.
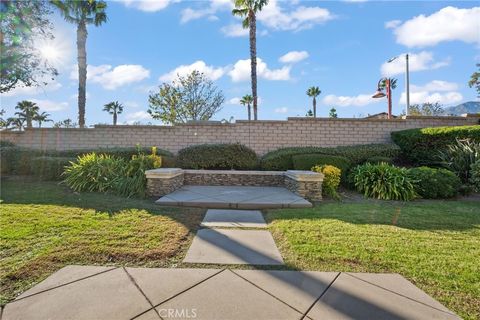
<box><xmin>0</xmin><ymin>176</ymin><xmax>205</xmax><ymax>231</ymax></box>
<box><xmin>264</xmin><ymin>195</ymin><xmax>480</xmax><ymax>232</ymax></box>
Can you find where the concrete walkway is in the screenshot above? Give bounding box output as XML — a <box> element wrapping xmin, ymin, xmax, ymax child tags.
<box><xmin>155</xmin><ymin>185</ymin><xmax>312</xmax><ymax>209</ymax></box>
<box><xmin>183</xmin><ymin>209</ymin><xmax>284</xmax><ymax>265</ymax></box>
<box><xmin>3</xmin><ymin>265</ymin><xmax>459</xmax><ymax>320</ymax></box>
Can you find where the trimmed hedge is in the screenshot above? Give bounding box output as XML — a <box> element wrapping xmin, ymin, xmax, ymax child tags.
<box><xmin>391</xmin><ymin>125</ymin><xmax>480</xmax><ymax>165</ymax></box>
<box><xmin>177</xmin><ymin>143</ymin><xmax>258</xmax><ymax>170</ymax></box>
<box><xmin>0</xmin><ymin>146</ymin><xmax>172</xmax><ymax>175</ymax></box>
<box><xmin>365</xmin><ymin>156</ymin><xmax>394</xmax><ymax>164</ymax></box>
<box><xmin>407</xmin><ymin>166</ymin><xmax>461</xmax><ymax>199</ymax></box>
<box><xmin>261</xmin><ymin>144</ymin><xmax>400</xmax><ymax>171</ymax></box>
<box><xmin>31</xmin><ymin>157</ymin><xmax>75</xmax><ymax>181</ymax></box>
<box><xmin>292</xmin><ymin>154</ymin><xmax>351</xmax><ymax>176</ymax></box>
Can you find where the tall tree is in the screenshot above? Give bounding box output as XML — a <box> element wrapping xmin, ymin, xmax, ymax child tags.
<box><xmin>232</xmin><ymin>0</ymin><xmax>268</xmax><ymax>121</ymax></box>
<box><xmin>103</xmin><ymin>101</ymin><xmax>123</xmax><ymax>125</ymax></box>
<box><xmin>6</xmin><ymin>117</ymin><xmax>25</xmax><ymax>131</ymax></box>
<box><xmin>15</xmin><ymin>100</ymin><xmax>39</xmax><ymax>128</ymax></box>
<box><xmin>306</xmin><ymin>86</ymin><xmax>321</xmax><ymax>118</ymax></box>
<box><xmin>0</xmin><ymin>1</ymin><xmax>57</xmax><ymax>93</ymax></box>
<box><xmin>240</xmin><ymin>94</ymin><xmax>253</xmax><ymax>120</ymax></box>
<box><xmin>468</xmin><ymin>63</ymin><xmax>480</xmax><ymax>98</ymax></box>
<box><xmin>149</xmin><ymin>71</ymin><xmax>225</xmax><ymax>125</ymax></box>
<box><xmin>329</xmin><ymin>107</ymin><xmax>338</xmax><ymax>118</ymax></box>
<box><xmin>51</xmin><ymin>0</ymin><xmax>107</xmax><ymax>128</ymax></box>
<box><xmin>34</xmin><ymin>111</ymin><xmax>52</xmax><ymax>127</ymax></box>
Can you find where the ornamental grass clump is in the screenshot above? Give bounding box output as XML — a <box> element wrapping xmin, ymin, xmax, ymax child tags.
<box><xmin>312</xmin><ymin>164</ymin><xmax>341</xmax><ymax>200</ymax></box>
<box><xmin>351</xmin><ymin>162</ymin><xmax>416</xmax><ymax>201</ymax></box>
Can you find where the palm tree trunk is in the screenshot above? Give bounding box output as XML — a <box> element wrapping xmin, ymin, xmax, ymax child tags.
<box><xmin>26</xmin><ymin>116</ymin><xmax>32</xmax><ymax>128</ymax></box>
<box><xmin>313</xmin><ymin>97</ymin><xmax>317</xmax><ymax>118</ymax></box>
<box><xmin>77</xmin><ymin>21</ymin><xmax>87</xmax><ymax>128</ymax></box>
<box><xmin>113</xmin><ymin>112</ymin><xmax>117</xmax><ymax>125</ymax></box>
<box><xmin>247</xmin><ymin>104</ymin><xmax>251</xmax><ymax>121</ymax></box>
<box><xmin>249</xmin><ymin>10</ymin><xmax>258</xmax><ymax>121</ymax></box>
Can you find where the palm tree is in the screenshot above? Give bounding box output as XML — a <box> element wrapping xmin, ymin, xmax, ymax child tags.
<box><xmin>15</xmin><ymin>100</ymin><xmax>39</xmax><ymax>128</ymax></box>
<box><xmin>34</xmin><ymin>111</ymin><xmax>53</xmax><ymax>128</ymax></box>
<box><xmin>379</xmin><ymin>78</ymin><xmax>398</xmax><ymax>91</ymax></box>
<box><xmin>103</xmin><ymin>101</ymin><xmax>124</xmax><ymax>125</ymax></box>
<box><xmin>306</xmin><ymin>86</ymin><xmax>321</xmax><ymax>118</ymax></box>
<box><xmin>51</xmin><ymin>0</ymin><xmax>107</xmax><ymax>128</ymax></box>
<box><xmin>6</xmin><ymin>117</ymin><xmax>25</xmax><ymax>131</ymax></box>
<box><xmin>232</xmin><ymin>0</ymin><xmax>268</xmax><ymax>121</ymax></box>
<box><xmin>239</xmin><ymin>94</ymin><xmax>253</xmax><ymax>120</ymax></box>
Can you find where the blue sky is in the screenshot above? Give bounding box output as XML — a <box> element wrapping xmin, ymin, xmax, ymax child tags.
<box><xmin>1</xmin><ymin>0</ymin><xmax>479</xmax><ymax>125</ymax></box>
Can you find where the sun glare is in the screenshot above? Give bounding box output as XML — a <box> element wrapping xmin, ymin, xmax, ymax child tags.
<box><xmin>40</xmin><ymin>45</ymin><xmax>61</xmax><ymax>61</ymax></box>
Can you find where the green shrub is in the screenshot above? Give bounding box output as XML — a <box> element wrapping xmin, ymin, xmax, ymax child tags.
<box><xmin>113</xmin><ymin>149</ymin><xmax>162</xmax><ymax>198</ymax></box>
<box><xmin>0</xmin><ymin>146</ymin><xmax>171</xmax><ymax>175</ymax></box>
<box><xmin>30</xmin><ymin>157</ymin><xmax>76</xmax><ymax>181</ymax></box>
<box><xmin>365</xmin><ymin>156</ymin><xmax>394</xmax><ymax>164</ymax></box>
<box><xmin>261</xmin><ymin>144</ymin><xmax>400</xmax><ymax>171</ymax></box>
<box><xmin>0</xmin><ymin>140</ymin><xmax>15</xmax><ymax>147</ymax></box>
<box><xmin>312</xmin><ymin>164</ymin><xmax>341</xmax><ymax>199</ymax></box>
<box><xmin>351</xmin><ymin>162</ymin><xmax>416</xmax><ymax>201</ymax></box>
<box><xmin>391</xmin><ymin>125</ymin><xmax>480</xmax><ymax>165</ymax></box>
<box><xmin>407</xmin><ymin>167</ymin><xmax>461</xmax><ymax>199</ymax></box>
<box><xmin>63</xmin><ymin>153</ymin><xmax>126</xmax><ymax>192</ymax></box>
<box><xmin>177</xmin><ymin>143</ymin><xmax>258</xmax><ymax>170</ymax></box>
<box><xmin>293</xmin><ymin>154</ymin><xmax>351</xmax><ymax>171</ymax></box>
<box><xmin>469</xmin><ymin>160</ymin><xmax>480</xmax><ymax>192</ymax></box>
<box><xmin>438</xmin><ymin>139</ymin><xmax>480</xmax><ymax>182</ymax></box>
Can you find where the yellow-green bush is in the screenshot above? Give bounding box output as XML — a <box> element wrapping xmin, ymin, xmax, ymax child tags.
<box><xmin>312</xmin><ymin>164</ymin><xmax>341</xmax><ymax>199</ymax></box>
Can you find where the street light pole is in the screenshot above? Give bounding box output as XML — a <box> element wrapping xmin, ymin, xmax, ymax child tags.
<box><xmin>405</xmin><ymin>54</ymin><xmax>410</xmax><ymax>116</ymax></box>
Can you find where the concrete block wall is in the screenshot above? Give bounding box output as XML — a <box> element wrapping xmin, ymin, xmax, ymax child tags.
<box><xmin>1</xmin><ymin>115</ymin><xmax>478</xmax><ymax>155</ymax></box>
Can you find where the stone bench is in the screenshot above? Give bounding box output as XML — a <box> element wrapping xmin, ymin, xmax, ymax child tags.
<box><xmin>145</xmin><ymin>168</ymin><xmax>324</xmax><ymax>202</ymax></box>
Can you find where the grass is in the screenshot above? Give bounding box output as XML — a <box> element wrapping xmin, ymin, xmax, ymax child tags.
<box><xmin>266</xmin><ymin>200</ymin><xmax>480</xmax><ymax>320</ymax></box>
<box><xmin>0</xmin><ymin>178</ymin><xmax>204</xmax><ymax>305</ymax></box>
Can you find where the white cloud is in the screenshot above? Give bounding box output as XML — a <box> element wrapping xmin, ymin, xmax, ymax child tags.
<box><xmin>119</xmin><ymin>0</ymin><xmax>171</xmax><ymax>12</ymax></box>
<box><xmin>389</xmin><ymin>6</ymin><xmax>480</xmax><ymax>47</ymax></box>
<box><xmin>221</xmin><ymin>24</ymin><xmax>249</xmax><ymax>37</ymax></box>
<box><xmin>181</xmin><ymin>0</ymin><xmax>232</xmax><ymax>23</ymax></box>
<box><xmin>258</xmin><ymin>0</ymin><xmax>335</xmax><ymax>31</ymax></box>
<box><xmin>399</xmin><ymin>80</ymin><xmax>462</xmax><ymax>106</ymax></box>
<box><xmin>228</xmin><ymin>97</ymin><xmax>241</xmax><ymax>105</ymax></box>
<box><xmin>322</xmin><ymin>94</ymin><xmax>378</xmax><ymax>107</ymax></box>
<box><xmin>381</xmin><ymin>51</ymin><xmax>449</xmax><ymax>77</ymax></box>
<box><xmin>30</xmin><ymin>99</ymin><xmax>69</xmax><ymax>112</ymax></box>
<box><xmin>71</xmin><ymin>64</ymin><xmax>150</xmax><ymax>90</ymax></box>
<box><xmin>279</xmin><ymin>51</ymin><xmax>309</xmax><ymax>64</ymax></box>
<box><xmin>385</xmin><ymin>20</ymin><xmax>401</xmax><ymax>29</ymax></box>
<box><xmin>411</xmin><ymin>80</ymin><xmax>458</xmax><ymax>92</ymax></box>
<box><xmin>124</xmin><ymin>111</ymin><xmax>151</xmax><ymax>123</ymax></box>
<box><xmin>159</xmin><ymin>60</ymin><xmax>226</xmax><ymax>82</ymax></box>
<box><xmin>229</xmin><ymin>58</ymin><xmax>291</xmax><ymax>82</ymax></box>
<box><xmin>274</xmin><ymin>107</ymin><xmax>288</xmax><ymax>114</ymax></box>
<box><xmin>1</xmin><ymin>80</ymin><xmax>62</xmax><ymax>97</ymax></box>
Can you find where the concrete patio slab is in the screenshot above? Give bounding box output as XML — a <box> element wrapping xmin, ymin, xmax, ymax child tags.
<box><xmin>233</xmin><ymin>270</ymin><xmax>339</xmax><ymax>314</ymax></box>
<box><xmin>183</xmin><ymin>229</ymin><xmax>284</xmax><ymax>265</ymax></box>
<box><xmin>306</xmin><ymin>272</ymin><xmax>460</xmax><ymax>320</ymax></box>
<box><xmin>16</xmin><ymin>265</ymin><xmax>116</xmax><ymax>299</ymax></box>
<box><xmin>4</xmin><ymin>266</ymin><xmax>460</xmax><ymax>320</ymax></box>
<box><xmin>3</xmin><ymin>268</ymin><xmax>152</xmax><ymax>320</ymax></box>
<box><xmin>200</xmin><ymin>209</ymin><xmax>267</xmax><ymax>228</ymax></box>
<box><xmin>155</xmin><ymin>269</ymin><xmax>302</xmax><ymax>320</ymax></box>
<box><xmin>126</xmin><ymin>267</ymin><xmax>220</xmax><ymax>305</ymax></box>
<box><xmin>156</xmin><ymin>185</ymin><xmax>312</xmax><ymax>209</ymax></box>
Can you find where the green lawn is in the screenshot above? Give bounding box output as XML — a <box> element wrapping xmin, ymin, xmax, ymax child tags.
<box><xmin>0</xmin><ymin>178</ymin><xmax>204</xmax><ymax>305</ymax></box>
<box><xmin>266</xmin><ymin>200</ymin><xmax>480</xmax><ymax>320</ymax></box>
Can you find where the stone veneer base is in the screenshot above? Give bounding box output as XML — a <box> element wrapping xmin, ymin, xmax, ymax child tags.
<box><xmin>145</xmin><ymin>169</ymin><xmax>324</xmax><ymax>202</ymax></box>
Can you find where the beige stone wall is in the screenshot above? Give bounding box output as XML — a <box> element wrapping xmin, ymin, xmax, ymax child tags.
<box><xmin>1</xmin><ymin>115</ymin><xmax>478</xmax><ymax>155</ymax></box>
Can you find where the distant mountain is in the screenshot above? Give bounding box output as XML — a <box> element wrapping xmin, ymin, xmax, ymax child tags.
<box><xmin>444</xmin><ymin>101</ymin><xmax>480</xmax><ymax>115</ymax></box>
